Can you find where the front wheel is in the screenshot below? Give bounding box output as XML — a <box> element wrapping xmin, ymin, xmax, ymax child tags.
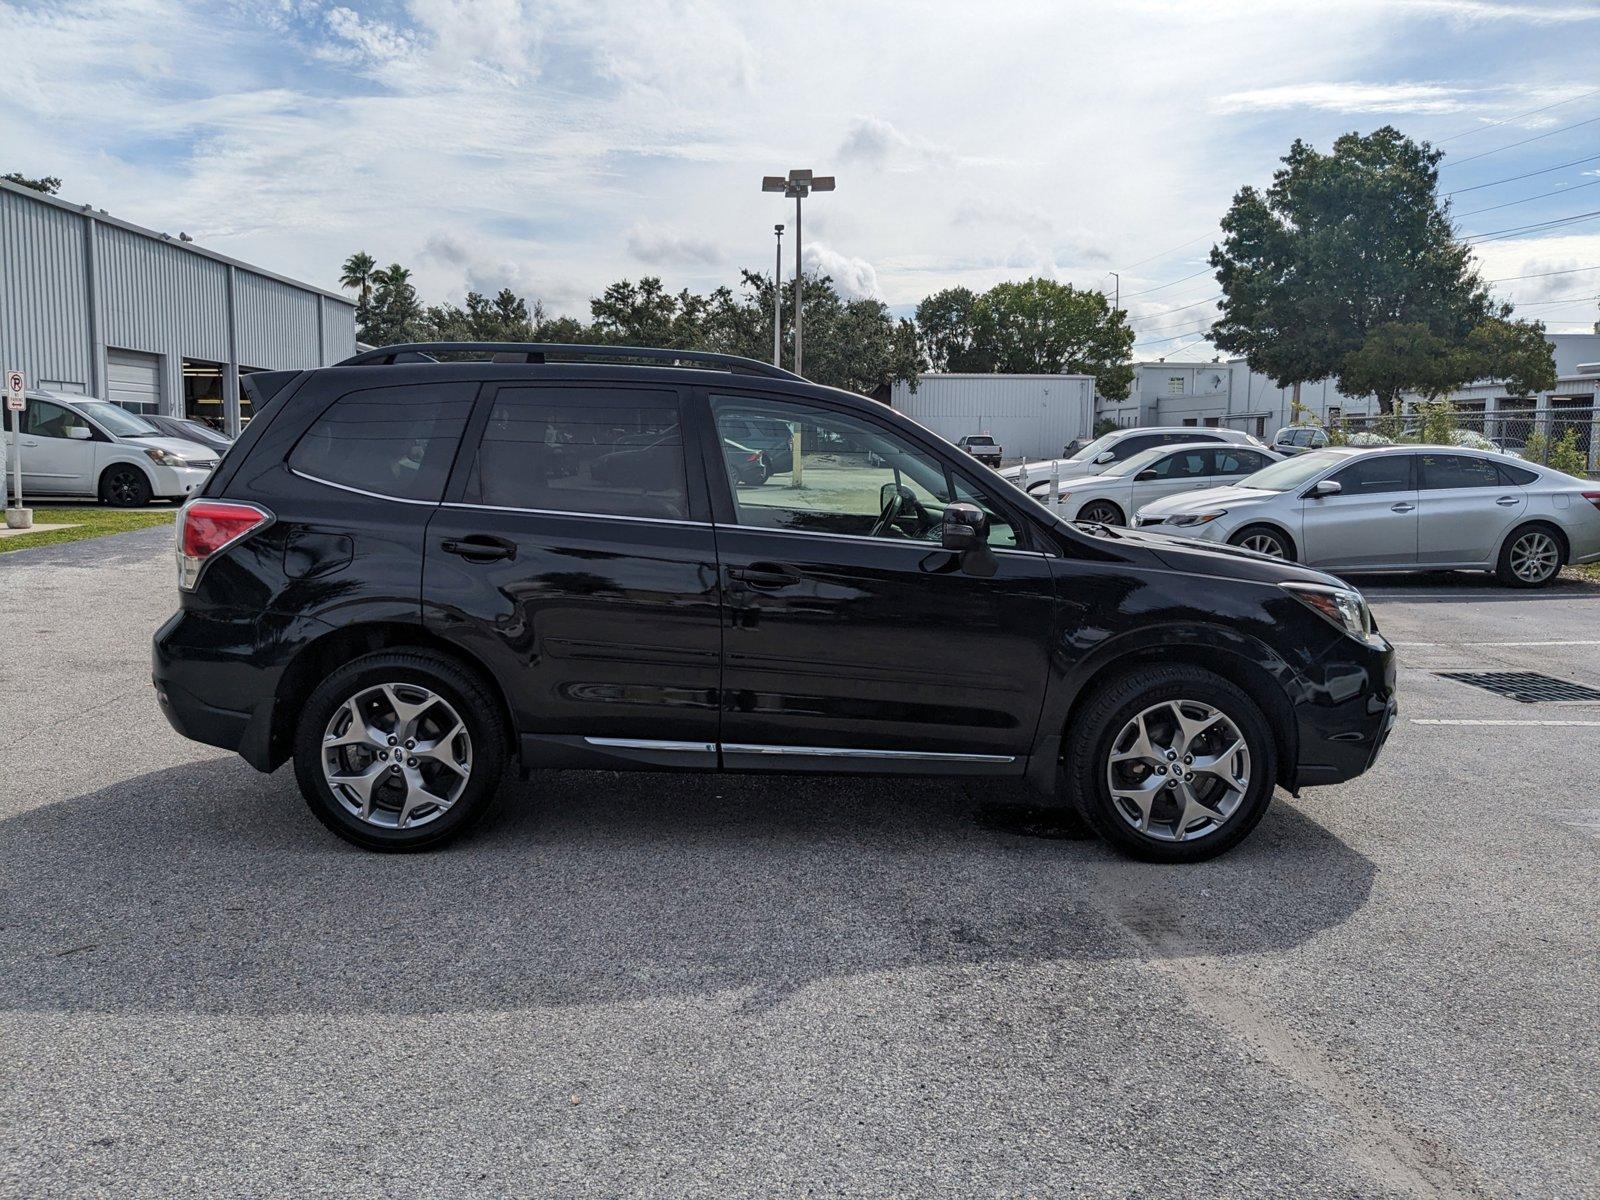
<box><xmin>293</xmin><ymin>650</ymin><xmax>507</xmax><ymax>851</ymax></box>
<box><xmin>1076</xmin><ymin>500</ymin><xmax>1126</xmax><ymax>527</ymax></box>
<box><xmin>1228</xmin><ymin>524</ymin><xmax>1294</xmax><ymax>561</ymax></box>
<box><xmin>1496</xmin><ymin>524</ymin><xmax>1563</xmax><ymax>588</ymax></box>
<box><xmin>1064</xmin><ymin>666</ymin><xmax>1277</xmax><ymax>863</ymax></box>
<box><xmin>99</xmin><ymin>465</ymin><xmax>152</xmax><ymax>507</ymax></box>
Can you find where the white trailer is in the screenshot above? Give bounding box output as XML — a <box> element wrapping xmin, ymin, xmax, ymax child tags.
<box><xmin>888</xmin><ymin>373</ymin><xmax>1096</xmax><ymax>462</ymax></box>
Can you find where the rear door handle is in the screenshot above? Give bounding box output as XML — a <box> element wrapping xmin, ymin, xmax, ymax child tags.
<box><xmin>727</xmin><ymin>563</ymin><xmax>801</xmax><ymax>590</ymax></box>
<box><xmin>440</xmin><ymin>535</ymin><xmax>516</xmax><ymax>562</ymax></box>
<box><xmin>1390</xmin><ymin>503</ymin><xmax>1415</xmax><ymax>513</ymax></box>
<box><xmin>1495</xmin><ymin>496</ymin><xmax>1519</xmax><ymax>506</ymax></box>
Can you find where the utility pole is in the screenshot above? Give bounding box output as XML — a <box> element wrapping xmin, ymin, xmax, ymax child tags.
<box><xmin>761</xmin><ymin>169</ymin><xmax>834</xmax><ymax>377</ymax></box>
<box><xmin>772</xmin><ymin>224</ymin><xmax>784</xmax><ymax>367</ymax></box>
<box><xmin>1110</xmin><ymin>271</ymin><xmax>1120</xmax><ymax>314</ymax></box>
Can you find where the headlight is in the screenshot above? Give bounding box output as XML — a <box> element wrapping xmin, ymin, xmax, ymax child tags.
<box><xmin>1281</xmin><ymin>582</ymin><xmax>1379</xmax><ymax>643</ymax></box>
<box><xmin>1166</xmin><ymin>509</ymin><xmax>1228</xmax><ymax>527</ymax></box>
<box><xmin>145</xmin><ymin>448</ymin><xmax>191</xmax><ymax>468</ymax></box>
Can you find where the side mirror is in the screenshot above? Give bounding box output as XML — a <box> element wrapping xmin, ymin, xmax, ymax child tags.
<box><xmin>1306</xmin><ymin>479</ymin><xmax>1342</xmax><ymax>499</ymax></box>
<box><xmin>941</xmin><ymin>502</ymin><xmax>990</xmax><ymax>552</ymax></box>
<box><xmin>1134</xmin><ymin>468</ymin><xmax>1159</xmax><ymax>481</ymax></box>
<box><xmin>1094</xmin><ymin>451</ymin><xmax>1115</xmax><ymax>464</ymax></box>
<box><xmin>68</xmin><ymin>426</ymin><xmax>92</xmax><ymax>440</ymax></box>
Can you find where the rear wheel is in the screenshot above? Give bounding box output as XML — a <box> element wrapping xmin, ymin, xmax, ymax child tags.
<box><xmin>1077</xmin><ymin>499</ymin><xmax>1126</xmax><ymax>527</ymax></box>
<box><xmin>1064</xmin><ymin>665</ymin><xmax>1277</xmax><ymax>863</ymax></box>
<box><xmin>293</xmin><ymin>650</ymin><xmax>507</xmax><ymax>851</ymax></box>
<box><xmin>1496</xmin><ymin>524</ymin><xmax>1563</xmax><ymax>587</ymax></box>
<box><xmin>1229</xmin><ymin>524</ymin><xmax>1294</xmax><ymax>560</ymax></box>
<box><xmin>99</xmin><ymin>465</ymin><xmax>152</xmax><ymax>507</ymax></box>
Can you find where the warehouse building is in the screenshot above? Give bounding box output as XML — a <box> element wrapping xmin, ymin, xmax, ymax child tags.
<box><xmin>0</xmin><ymin>178</ymin><xmax>356</xmax><ymax>435</ymax></box>
<box><xmin>889</xmin><ymin>373</ymin><xmax>1096</xmax><ymax>460</ymax></box>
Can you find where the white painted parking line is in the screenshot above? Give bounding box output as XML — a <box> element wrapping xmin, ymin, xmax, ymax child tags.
<box><xmin>1411</xmin><ymin>718</ymin><xmax>1600</xmax><ymax>727</ymax></box>
<box><xmin>1393</xmin><ymin>639</ymin><xmax>1600</xmax><ymax>648</ymax></box>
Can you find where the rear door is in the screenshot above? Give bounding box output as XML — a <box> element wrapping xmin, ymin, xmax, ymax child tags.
<box><xmin>423</xmin><ymin>383</ymin><xmax>722</xmax><ymax>764</ymax></box>
<box><xmin>1211</xmin><ymin>446</ymin><xmax>1275</xmax><ymax>484</ymax></box>
<box><xmin>1416</xmin><ymin>453</ymin><xmax>1525</xmax><ymax>565</ymax></box>
<box><xmin>1300</xmin><ymin>454</ymin><xmax>1419</xmax><ymax>568</ymax></box>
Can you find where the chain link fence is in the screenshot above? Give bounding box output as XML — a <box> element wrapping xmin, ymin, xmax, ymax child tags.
<box><xmin>1329</xmin><ymin>404</ymin><xmax>1600</xmax><ymax>478</ymax></box>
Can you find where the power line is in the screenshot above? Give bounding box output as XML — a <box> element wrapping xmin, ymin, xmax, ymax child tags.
<box><xmin>1465</xmin><ymin>209</ymin><xmax>1600</xmax><ymax>243</ymax></box>
<box><xmin>1115</xmin><ymin>231</ymin><xmax>1217</xmax><ymax>273</ymax></box>
<box><xmin>1511</xmin><ymin>292</ymin><xmax>1599</xmax><ymax>309</ymax></box>
<box><xmin>1121</xmin><ymin>267</ymin><xmax>1212</xmax><ymax>298</ymax></box>
<box><xmin>1455</xmin><ymin>177</ymin><xmax>1600</xmax><ymax>220</ymax></box>
<box><xmin>1133</xmin><ymin>320</ymin><xmax>1216</xmax><ymax>346</ymax></box>
<box><xmin>1487</xmin><ymin>264</ymin><xmax>1600</xmax><ymax>283</ymax></box>
<box><xmin>1444</xmin><ymin>154</ymin><xmax>1600</xmax><ymax>197</ymax></box>
<box><xmin>1433</xmin><ymin>87</ymin><xmax>1600</xmax><ymax>145</ymax></box>
<box><xmin>1149</xmin><ymin>334</ymin><xmax>1217</xmax><ymax>361</ymax></box>
<box><xmin>1443</xmin><ymin>113</ymin><xmax>1600</xmax><ymax>170</ymax></box>
<box><xmin>1127</xmin><ymin>292</ymin><xmax>1222</xmax><ymax>326</ymax></box>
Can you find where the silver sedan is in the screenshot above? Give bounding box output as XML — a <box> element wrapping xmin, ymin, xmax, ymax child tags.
<box><xmin>1134</xmin><ymin>445</ymin><xmax>1600</xmax><ymax>587</ymax></box>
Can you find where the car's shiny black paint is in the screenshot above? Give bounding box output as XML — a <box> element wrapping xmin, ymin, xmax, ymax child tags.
<box><xmin>153</xmin><ymin>358</ymin><xmax>1396</xmax><ymax>796</ymax></box>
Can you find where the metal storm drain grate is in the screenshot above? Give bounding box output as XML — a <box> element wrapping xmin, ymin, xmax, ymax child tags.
<box><xmin>1435</xmin><ymin>671</ymin><xmax>1600</xmax><ymax>704</ymax></box>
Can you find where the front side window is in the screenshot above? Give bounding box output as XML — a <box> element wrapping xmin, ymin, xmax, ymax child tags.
<box><xmin>21</xmin><ymin>400</ymin><xmax>91</xmax><ymax>440</ymax></box>
<box><xmin>1113</xmin><ymin>434</ymin><xmax>1162</xmax><ymax>460</ymax></box>
<box><xmin>710</xmin><ymin>396</ymin><xmax>1018</xmax><ymax>548</ymax></box>
<box><xmin>1330</xmin><ymin>455</ymin><xmax>1414</xmax><ymax>496</ymax></box>
<box><xmin>1134</xmin><ymin>449</ymin><xmax>1209</xmax><ymax>479</ymax></box>
<box><xmin>1418</xmin><ymin>454</ymin><xmax>1500</xmax><ymax>490</ymax></box>
<box><xmin>289</xmin><ymin>383</ymin><xmax>475</xmax><ymax>503</ymax></box>
<box><xmin>462</xmin><ymin>387</ymin><xmax>687</xmax><ymax>519</ymax></box>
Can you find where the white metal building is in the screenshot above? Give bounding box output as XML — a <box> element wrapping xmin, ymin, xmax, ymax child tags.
<box><xmin>889</xmin><ymin>374</ymin><xmax>1096</xmax><ymax>460</ymax></box>
<box><xmin>0</xmin><ymin>178</ymin><xmax>357</xmax><ymax>434</ymax></box>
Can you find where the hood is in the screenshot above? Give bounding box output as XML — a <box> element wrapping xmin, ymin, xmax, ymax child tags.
<box><xmin>1137</xmin><ymin>484</ymin><xmax>1277</xmax><ymax>518</ymax></box>
<box><xmin>122</xmin><ymin>435</ymin><xmax>220</xmax><ymax>463</ymax></box>
<box><xmin>1055</xmin><ymin>470</ymin><xmax>1129</xmax><ymax>493</ymax></box>
<box><xmin>1122</xmin><ymin>525</ymin><xmax>1346</xmax><ymax>588</ymax></box>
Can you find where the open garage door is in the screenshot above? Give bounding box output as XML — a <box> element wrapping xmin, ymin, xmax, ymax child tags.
<box><xmin>107</xmin><ymin>349</ymin><xmax>161</xmax><ymax>414</ymax></box>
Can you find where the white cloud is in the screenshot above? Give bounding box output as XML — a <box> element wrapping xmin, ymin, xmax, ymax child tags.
<box><xmin>624</xmin><ymin>223</ymin><xmax>723</xmax><ymax>268</ymax></box>
<box><xmin>1214</xmin><ymin>82</ymin><xmax>1474</xmax><ymax>115</ymax></box>
<box><xmin>803</xmin><ymin>243</ymin><xmax>879</xmax><ymax>300</ymax></box>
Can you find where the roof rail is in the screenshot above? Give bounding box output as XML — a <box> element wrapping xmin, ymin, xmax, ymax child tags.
<box><xmin>334</xmin><ymin>342</ymin><xmax>803</xmax><ymax>381</ymax></box>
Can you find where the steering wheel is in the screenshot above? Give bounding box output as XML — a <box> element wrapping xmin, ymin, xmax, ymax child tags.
<box><xmin>870</xmin><ymin>486</ymin><xmax>911</xmax><ymax>538</ymax></box>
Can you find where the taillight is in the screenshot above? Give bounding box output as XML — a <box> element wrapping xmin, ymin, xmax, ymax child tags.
<box><xmin>1583</xmin><ymin>491</ymin><xmax>1600</xmax><ymax>512</ymax></box>
<box><xmin>176</xmin><ymin>499</ymin><xmax>271</xmax><ymax>590</ymax></box>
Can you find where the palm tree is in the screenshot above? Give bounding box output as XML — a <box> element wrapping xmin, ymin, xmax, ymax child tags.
<box><xmin>339</xmin><ymin>252</ymin><xmax>377</xmax><ymax>305</ymax></box>
<box><xmin>374</xmin><ymin>262</ymin><xmax>414</xmax><ymax>304</ymax></box>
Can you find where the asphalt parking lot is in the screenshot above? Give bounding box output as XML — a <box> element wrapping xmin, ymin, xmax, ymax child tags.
<box><xmin>3</xmin><ymin>529</ymin><xmax>1597</xmax><ymax>1199</ymax></box>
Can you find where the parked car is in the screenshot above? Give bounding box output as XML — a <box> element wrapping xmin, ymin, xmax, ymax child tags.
<box><xmin>1135</xmin><ymin>445</ymin><xmax>1600</xmax><ymax>587</ymax></box>
<box><xmin>153</xmin><ymin>341</ymin><xmax>1397</xmax><ymax>863</ymax></box>
<box><xmin>1270</xmin><ymin>425</ymin><xmax>1331</xmax><ymax>455</ymax></box>
<box><xmin>140</xmin><ymin>414</ymin><xmax>234</xmax><ymax>456</ymax></box>
<box><xmin>1001</xmin><ymin>426</ymin><xmax>1267</xmax><ymax>496</ymax></box>
<box><xmin>1061</xmin><ymin>436</ymin><xmax>1092</xmax><ymax>457</ymax></box>
<box><xmin>1037</xmin><ymin>443</ymin><xmax>1282</xmax><ymax>526</ymax></box>
<box><xmin>716</xmin><ymin>411</ymin><xmax>794</xmax><ymax>474</ymax></box>
<box><xmin>956</xmin><ymin>433</ymin><xmax>1002</xmax><ymax>467</ymax></box>
<box><xmin>1</xmin><ymin>391</ymin><xmax>220</xmax><ymax>506</ymax></box>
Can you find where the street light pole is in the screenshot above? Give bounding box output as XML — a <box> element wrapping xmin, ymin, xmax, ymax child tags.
<box><xmin>773</xmin><ymin>224</ymin><xmax>784</xmax><ymax>367</ymax></box>
<box><xmin>762</xmin><ymin>169</ymin><xmax>834</xmax><ymax>376</ymax></box>
<box><xmin>1110</xmin><ymin>271</ymin><xmax>1120</xmax><ymax>314</ymax></box>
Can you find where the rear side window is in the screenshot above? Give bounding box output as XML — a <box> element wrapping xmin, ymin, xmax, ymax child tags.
<box><xmin>1419</xmin><ymin>454</ymin><xmax>1500</xmax><ymax>490</ymax></box>
<box><xmin>461</xmin><ymin>386</ymin><xmax>687</xmax><ymax>520</ymax></box>
<box><xmin>1330</xmin><ymin>455</ymin><xmax>1414</xmax><ymax>495</ymax></box>
<box><xmin>289</xmin><ymin>383</ymin><xmax>474</xmax><ymax>502</ymax></box>
<box><xmin>1214</xmin><ymin>448</ymin><xmax>1269</xmax><ymax>475</ymax></box>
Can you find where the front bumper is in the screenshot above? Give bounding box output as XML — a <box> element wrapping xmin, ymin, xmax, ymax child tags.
<box><xmin>149</xmin><ymin>464</ymin><xmax>214</xmax><ymax>500</ymax></box>
<box><xmin>1290</xmin><ymin>637</ymin><xmax>1398</xmax><ymax>790</ymax></box>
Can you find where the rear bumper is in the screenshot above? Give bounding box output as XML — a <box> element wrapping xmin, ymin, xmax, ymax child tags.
<box><xmin>152</xmin><ymin>609</ymin><xmax>283</xmax><ymax>771</ymax></box>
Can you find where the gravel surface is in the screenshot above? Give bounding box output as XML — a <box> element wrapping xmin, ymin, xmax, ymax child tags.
<box><xmin>2</xmin><ymin>529</ymin><xmax>1596</xmax><ymax>1198</ymax></box>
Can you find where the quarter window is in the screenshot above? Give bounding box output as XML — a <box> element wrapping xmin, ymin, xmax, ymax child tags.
<box><xmin>461</xmin><ymin>387</ymin><xmax>688</xmax><ymax>519</ymax></box>
<box><xmin>1418</xmin><ymin>454</ymin><xmax>1501</xmax><ymax>490</ymax></box>
<box><xmin>710</xmin><ymin>396</ymin><xmax>1019</xmax><ymax>548</ymax></box>
<box><xmin>289</xmin><ymin>383</ymin><xmax>475</xmax><ymax>503</ymax></box>
<box><xmin>1329</xmin><ymin>455</ymin><xmax>1414</xmax><ymax>496</ymax></box>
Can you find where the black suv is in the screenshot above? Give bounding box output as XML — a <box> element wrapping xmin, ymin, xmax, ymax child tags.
<box><xmin>153</xmin><ymin>343</ymin><xmax>1397</xmax><ymax>862</ymax></box>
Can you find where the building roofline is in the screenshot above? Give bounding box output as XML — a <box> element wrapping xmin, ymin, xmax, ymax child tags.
<box><xmin>0</xmin><ymin>177</ymin><xmax>356</xmax><ymax>308</ymax></box>
<box><xmin>904</xmin><ymin>372</ymin><xmax>1096</xmax><ymax>381</ymax></box>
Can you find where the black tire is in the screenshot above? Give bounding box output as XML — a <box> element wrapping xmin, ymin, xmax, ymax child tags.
<box><xmin>99</xmin><ymin>464</ymin><xmax>153</xmax><ymax>507</ymax></box>
<box><xmin>1063</xmin><ymin>665</ymin><xmax>1277</xmax><ymax>864</ymax></box>
<box><xmin>1495</xmin><ymin>523</ymin><xmax>1564</xmax><ymax>588</ymax></box>
<box><xmin>1228</xmin><ymin>523</ymin><xmax>1295</xmax><ymax>561</ymax></box>
<box><xmin>292</xmin><ymin>649</ymin><xmax>508</xmax><ymax>852</ymax></box>
<box><xmin>1076</xmin><ymin>499</ymin><xmax>1126</xmax><ymax>526</ymax></box>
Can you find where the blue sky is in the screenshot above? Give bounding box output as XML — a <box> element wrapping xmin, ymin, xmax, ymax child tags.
<box><xmin>3</xmin><ymin>0</ymin><xmax>1599</xmax><ymax>358</ymax></box>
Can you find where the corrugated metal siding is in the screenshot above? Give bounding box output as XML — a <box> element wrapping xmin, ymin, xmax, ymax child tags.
<box><xmin>236</xmin><ymin>270</ymin><xmax>321</xmax><ymax>369</ymax></box>
<box><xmin>0</xmin><ymin>189</ymin><xmax>92</xmax><ymax>389</ymax></box>
<box><xmin>320</xmin><ymin>297</ymin><xmax>358</xmax><ymax>364</ymax></box>
<box><xmin>890</xmin><ymin>375</ymin><xmax>1095</xmax><ymax>459</ymax></box>
<box><xmin>97</xmin><ymin>222</ymin><xmax>229</xmax><ymax>361</ymax></box>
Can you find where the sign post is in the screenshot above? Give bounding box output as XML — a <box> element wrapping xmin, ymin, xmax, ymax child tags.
<box><xmin>5</xmin><ymin>370</ymin><xmax>29</xmax><ymax>530</ymax></box>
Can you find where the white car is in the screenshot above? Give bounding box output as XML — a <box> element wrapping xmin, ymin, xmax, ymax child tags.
<box><xmin>1134</xmin><ymin>445</ymin><xmax>1600</xmax><ymax>588</ymax></box>
<box><xmin>1002</xmin><ymin>426</ymin><xmax>1268</xmax><ymax>496</ymax></box>
<box><xmin>2</xmin><ymin>391</ymin><xmax>220</xmax><ymax>506</ymax></box>
<box><xmin>1035</xmin><ymin>441</ymin><xmax>1282</xmax><ymax>526</ymax></box>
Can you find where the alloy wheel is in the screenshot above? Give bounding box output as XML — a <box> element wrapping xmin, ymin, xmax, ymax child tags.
<box><xmin>1079</xmin><ymin>502</ymin><xmax>1123</xmax><ymax>527</ymax></box>
<box><xmin>1509</xmin><ymin>530</ymin><xmax>1559</xmax><ymax>583</ymax></box>
<box><xmin>107</xmin><ymin>470</ymin><xmax>142</xmax><ymax>504</ymax></box>
<box><xmin>1104</xmin><ymin>699</ymin><xmax>1251</xmax><ymax>843</ymax></box>
<box><xmin>321</xmin><ymin>682</ymin><xmax>473</xmax><ymax>830</ymax></box>
<box><xmin>1239</xmin><ymin>531</ymin><xmax>1285</xmax><ymax>558</ymax></box>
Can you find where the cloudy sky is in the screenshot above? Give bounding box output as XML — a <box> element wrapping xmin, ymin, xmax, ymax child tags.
<box><xmin>4</xmin><ymin>0</ymin><xmax>1599</xmax><ymax>359</ymax></box>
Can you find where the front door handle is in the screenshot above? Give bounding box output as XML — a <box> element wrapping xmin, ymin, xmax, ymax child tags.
<box><xmin>1495</xmin><ymin>496</ymin><xmax>1519</xmax><ymax>506</ymax></box>
<box><xmin>727</xmin><ymin>563</ymin><xmax>801</xmax><ymax>590</ymax></box>
<box><xmin>440</xmin><ymin>535</ymin><xmax>516</xmax><ymax>562</ymax></box>
<box><xmin>1390</xmin><ymin>502</ymin><xmax>1415</xmax><ymax>513</ymax></box>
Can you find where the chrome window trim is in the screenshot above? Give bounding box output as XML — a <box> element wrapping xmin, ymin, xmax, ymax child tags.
<box><xmin>441</xmin><ymin>501</ymin><xmax>707</xmax><ymax>528</ymax></box>
<box><xmin>721</xmin><ymin>743</ymin><xmax>1015</xmax><ymax>764</ymax></box>
<box><xmin>584</xmin><ymin>737</ymin><xmax>717</xmax><ymax>753</ymax></box>
<box><xmin>290</xmin><ymin>469</ymin><xmax>441</xmax><ymax>507</ymax></box>
<box><xmin>712</xmin><ymin>523</ymin><xmax>1044</xmax><ymax>557</ymax></box>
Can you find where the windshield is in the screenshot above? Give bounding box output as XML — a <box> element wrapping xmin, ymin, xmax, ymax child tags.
<box><xmin>1067</xmin><ymin>431</ymin><xmax>1121</xmax><ymax>462</ymax></box>
<box><xmin>1239</xmin><ymin>450</ymin><xmax>1345</xmax><ymax>492</ymax></box>
<box><xmin>77</xmin><ymin>401</ymin><xmax>159</xmax><ymax>437</ymax></box>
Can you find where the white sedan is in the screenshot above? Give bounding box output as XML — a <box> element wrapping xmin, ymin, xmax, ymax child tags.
<box><xmin>1134</xmin><ymin>445</ymin><xmax>1600</xmax><ymax>588</ymax></box>
<box><xmin>1032</xmin><ymin>442</ymin><xmax>1282</xmax><ymax>526</ymax></box>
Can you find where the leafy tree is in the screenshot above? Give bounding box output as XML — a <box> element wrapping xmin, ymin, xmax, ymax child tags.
<box><xmin>1210</xmin><ymin>127</ymin><xmax>1493</xmax><ymax>413</ymax></box>
<box><xmin>589</xmin><ymin>276</ymin><xmax>711</xmax><ymax>349</ymax></box>
<box><xmin>1462</xmin><ymin>315</ymin><xmax>1556</xmax><ymax>399</ymax></box>
<box><xmin>4</xmin><ymin>172</ymin><xmax>61</xmax><ymax>194</ymax></box>
<box><xmin>915</xmin><ymin>287</ymin><xmax>985</xmax><ymax>373</ymax></box>
<box><xmin>968</xmin><ymin>279</ymin><xmax>1134</xmax><ymax>399</ymax></box>
<box><xmin>339</xmin><ymin>251</ymin><xmax>378</xmax><ymax>306</ymax></box>
<box><xmin>359</xmin><ymin>262</ymin><xmax>427</xmax><ymax>345</ymax></box>
<box><xmin>426</xmin><ymin>288</ymin><xmax>541</xmax><ymax>341</ymax></box>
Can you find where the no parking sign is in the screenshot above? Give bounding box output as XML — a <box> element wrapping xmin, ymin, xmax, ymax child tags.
<box><xmin>4</xmin><ymin>371</ymin><xmax>21</xmax><ymax>412</ymax></box>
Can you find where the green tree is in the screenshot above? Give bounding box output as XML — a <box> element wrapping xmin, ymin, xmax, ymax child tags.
<box><xmin>339</xmin><ymin>251</ymin><xmax>378</xmax><ymax>306</ymax></box>
<box><xmin>589</xmin><ymin>276</ymin><xmax>710</xmax><ymax>349</ymax></box>
<box><xmin>915</xmin><ymin>287</ymin><xmax>985</xmax><ymax>373</ymax></box>
<box><xmin>4</xmin><ymin>172</ymin><xmax>61</xmax><ymax>194</ymax></box>
<box><xmin>426</xmin><ymin>288</ymin><xmax>541</xmax><ymax>341</ymax></box>
<box><xmin>1210</xmin><ymin>127</ymin><xmax>1492</xmax><ymax>413</ymax></box>
<box><xmin>1462</xmin><ymin>315</ymin><xmax>1557</xmax><ymax>399</ymax></box>
<box><xmin>360</xmin><ymin>262</ymin><xmax>426</xmax><ymax>345</ymax></box>
<box><xmin>1547</xmin><ymin>427</ymin><xmax>1588</xmax><ymax>478</ymax></box>
<box><xmin>967</xmin><ymin>278</ymin><xmax>1134</xmax><ymax>399</ymax></box>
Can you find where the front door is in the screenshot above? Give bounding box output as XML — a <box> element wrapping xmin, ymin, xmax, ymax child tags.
<box><xmin>424</xmin><ymin>383</ymin><xmax>722</xmax><ymax>766</ymax></box>
<box><xmin>705</xmin><ymin>392</ymin><xmax>1055</xmax><ymax>769</ymax></box>
<box><xmin>1128</xmin><ymin>446</ymin><xmax>1215</xmax><ymax>512</ymax></box>
<box><xmin>1415</xmin><ymin>452</ymin><xmax>1525</xmax><ymax>565</ymax></box>
<box><xmin>16</xmin><ymin>399</ymin><xmax>95</xmax><ymax>494</ymax></box>
<box><xmin>1301</xmin><ymin>454</ymin><xmax>1419</xmax><ymax>568</ymax></box>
